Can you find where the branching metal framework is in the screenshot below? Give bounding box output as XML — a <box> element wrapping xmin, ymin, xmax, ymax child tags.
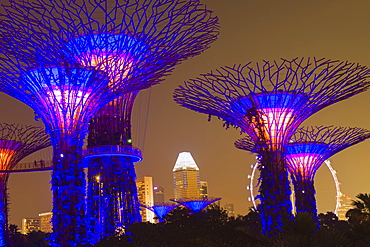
<box><xmin>174</xmin><ymin>58</ymin><xmax>370</xmax><ymax>235</ymax></box>
<box><xmin>286</xmin><ymin>126</ymin><xmax>370</xmax><ymax>218</ymax></box>
<box><xmin>0</xmin><ymin>124</ymin><xmax>50</xmax><ymax>246</ymax></box>
<box><xmin>142</xmin><ymin>203</ymin><xmax>178</xmax><ymax>223</ymax></box>
<box><xmin>170</xmin><ymin>197</ymin><xmax>221</xmax><ymax>213</ymax></box>
<box><xmin>0</xmin><ymin>0</ymin><xmax>219</xmax><ymax>245</ymax></box>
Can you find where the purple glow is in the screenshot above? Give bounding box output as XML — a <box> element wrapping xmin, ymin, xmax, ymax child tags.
<box><xmin>232</xmin><ymin>92</ymin><xmax>308</xmax><ymax>150</ymax></box>
<box><xmin>64</xmin><ymin>34</ymin><xmax>148</xmax><ymax>83</ymax></box>
<box><xmin>285</xmin><ymin>144</ymin><xmax>329</xmax><ymax>180</ymax></box>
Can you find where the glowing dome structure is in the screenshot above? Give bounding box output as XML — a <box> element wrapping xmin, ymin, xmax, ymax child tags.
<box><xmin>285</xmin><ymin>126</ymin><xmax>370</xmax><ymax>218</ymax></box>
<box><xmin>0</xmin><ymin>124</ymin><xmax>50</xmax><ymax>246</ymax></box>
<box><xmin>141</xmin><ymin>203</ymin><xmax>178</xmax><ymax>223</ymax></box>
<box><xmin>0</xmin><ymin>0</ymin><xmax>219</xmax><ymax>245</ymax></box>
<box><xmin>171</xmin><ymin>197</ymin><xmax>221</xmax><ymax>213</ymax></box>
<box><xmin>174</xmin><ymin>58</ymin><xmax>370</xmax><ymax>235</ymax></box>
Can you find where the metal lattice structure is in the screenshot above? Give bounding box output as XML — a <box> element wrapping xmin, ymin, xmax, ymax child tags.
<box><xmin>0</xmin><ymin>0</ymin><xmax>219</xmax><ymax>245</ymax></box>
<box><xmin>141</xmin><ymin>203</ymin><xmax>178</xmax><ymax>223</ymax></box>
<box><xmin>0</xmin><ymin>124</ymin><xmax>50</xmax><ymax>246</ymax></box>
<box><xmin>285</xmin><ymin>126</ymin><xmax>370</xmax><ymax>218</ymax></box>
<box><xmin>170</xmin><ymin>197</ymin><xmax>221</xmax><ymax>213</ymax></box>
<box><xmin>174</xmin><ymin>58</ymin><xmax>370</xmax><ymax>235</ymax></box>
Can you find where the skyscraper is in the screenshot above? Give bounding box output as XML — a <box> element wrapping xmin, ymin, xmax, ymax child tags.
<box><xmin>337</xmin><ymin>193</ymin><xmax>353</xmax><ymax>221</ymax></box>
<box><xmin>39</xmin><ymin>212</ymin><xmax>53</xmax><ymax>233</ymax></box>
<box><xmin>21</xmin><ymin>218</ymin><xmax>40</xmax><ymax>234</ymax></box>
<box><xmin>153</xmin><ymin>186</ymin><xmax>165</xmax><ymax>204</ymax></box>
<box><xmin>136</xmin><ymin>176</ymin><xmax>155</xmax><ymax>223</ymax></box>
<box><xmin>200</xmin><ymin>181</ymin><xmax>208</xmax><ymax>199</ymax></box>
<box><xmin>224</xmin><ymin>203</ymin><xmax>235</xmax><ymax>218</ymax></box>
<box><xmin>173</xmin><ymin>152</ymin><xmax>201</xmax><ymax>200</ymax></box>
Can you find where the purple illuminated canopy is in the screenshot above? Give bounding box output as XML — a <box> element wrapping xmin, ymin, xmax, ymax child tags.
<box><xmin>174</xmin><ymin>58</ymin><xmax>370</xmax><ymax>150</ymax></box>
<box><xmin>286</xmin><ymin>126</ymin><xmax>370</xmax><ymax>180</ymax></box>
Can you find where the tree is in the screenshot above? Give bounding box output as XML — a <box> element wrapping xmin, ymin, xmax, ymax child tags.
<box><xmin>345</xmin><ymin>193</ymin><xmax>370</xmax><ymax>244</ymax></box>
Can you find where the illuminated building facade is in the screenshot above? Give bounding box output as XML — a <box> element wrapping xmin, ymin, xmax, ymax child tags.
<box><xmin>337</xmin><ymin>193</ymin><xmax>353</xmax><ymax>221</ymax></box>
<box><xmin>154</xmin><ymin>186</ymin><xmax>165</xmax><ymax>204</ymax></box>
<box><xmin>22</xmin><ymin>219</ymin><xmax>40</xmax><ymax>235</ymax></box>
<box><xmin>0</xmin><ymin>0</ymin><xmax>218</xmax><ymax>245</ymax></box>
<box><xmin>200</xmin><ymin>181</ymin><xmax>208</xmax><ymax>199</ymax></box>
<box><xmin>173</xmin><ymin>152</ymin><xmax>201</xmax><ymax>199</ymax></box>
<box><xmin>39</xmin><ymin>212</ymin><xmax>53</xmax><ymax>233</ymax></box>
<box><xmin>174</xmin><ymin>58</ymin><xmax>370</xmax><ymax>235</ymax></box>
<box><xmin>137</xmin><ymin>176</ymin><xmax>155</xmax><ymax>223</ymax></box>
<box><xmin>224</xmin><ymin>203</ymin><xmax>235</xmax><ymax>218</ymax></box>
<box><xmin>285</xmin><ymin>126</ymin><xmax>370</xmax><ymax>219</ymax></box>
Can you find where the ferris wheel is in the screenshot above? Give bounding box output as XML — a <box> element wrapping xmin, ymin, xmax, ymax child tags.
<box><xmin>247</xmin><ymin>159</ymin><xmax>341</xmax><ymax>215</ymax></box>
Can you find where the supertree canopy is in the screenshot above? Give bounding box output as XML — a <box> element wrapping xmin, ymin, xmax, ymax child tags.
<box><xmin>0</xmin><ymin>0</ymin><xmax>219</xmax><ymax>245</ymax></box>
<box><xmin>0</xmin><ymin>124</ymin><xmax>50</xmax><ymax>246</ymax></box>
<box><xmin>173</xmin><ymin>58</ymin><xmax>370</xmax><ymax>235</ymax></box>
<box><xmin>286</xmin><ymin>126</ymin><xmax>370</xmax><ymax>218</ymax></box>
<box><xmin>142</xmin><ymin>203</ymin><xmax>178</xmax><ymax>223</ymax></box>
<box><xmin>170</xmin><ymin>197</ymin><xmax>221</xmax><ymax>213</ymax></box>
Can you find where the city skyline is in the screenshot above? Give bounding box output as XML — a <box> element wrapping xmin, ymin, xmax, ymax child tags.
<box><xmin>3</xmin><ymin>0</ymin><xmax>370</xmax><ymax>227</ymax></box>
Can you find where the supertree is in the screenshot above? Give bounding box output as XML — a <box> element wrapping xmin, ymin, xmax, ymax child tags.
<box><xmin>173</xmin><ymin>58</ymin><xmax>370</xmax><ymax>235</ymax></box>
<box><xmin>141</xmin><ymin>203</ymin><xmax>178</xmax><ymax>223</ymax></box>
<box><xmin>0</xmin><ymin>0</ymin><xmax>219</xmax><ymax>245</ymax></box>
<box><xmin>170</xmin><ymin>197</ymin><xmax>221</xmax><ymax>213</ymax></box>
<box><xmin>285</xmin><ymin>126</ymin><xmax>370</xmax><ymax>220</ymax></box>
<box><xmin>0</xmin><ymin>123</ymin><xmax>50</xmax><ymax>246</ymax></box>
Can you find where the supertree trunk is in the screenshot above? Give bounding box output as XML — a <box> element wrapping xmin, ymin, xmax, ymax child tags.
<box><xmin>0</xmin><ymin>176</ymin><xmax>9</xmax><ymax>247</ymax></box>
<box><xmin>86</xmin><ymin>156</ymin><xmax>141</xmax><ymax>244</ymax></box>
<box><xmin>50</xmin><ymin>133</ymin><xmax>87</xmax><ymax>247</ymax></box>
<box><xmin>292</xmin><ymin>179</ymin><xmax>318</xmax><ymax>217</ymax></box>
<box><xmin>258</xmin><ymin>150</ymin><xmax>291</xmax><ymax>235</ymax></box>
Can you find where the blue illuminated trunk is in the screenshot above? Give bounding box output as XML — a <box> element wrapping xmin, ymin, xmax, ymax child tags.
<box><xmin>0</xmin><ymin>176</ymin><xmax>8</xmax><ymax>247</ymax></box>
<box><xmin>292</xmin><ymin>179</ymin><xmax>319</xmax><ymax>225</ymax></box>
<box><xmin>86</xmin><ymin>156</ymin><xmax>141</xmax><ymax>245</ymax></box>
<box><xmin>258</xmin><ymin>150</ymin><xmax>292</xmax><ymax>236</ymax></box>
<box><xmin>50</xmin><ymin>134</ymin><xmax>87</xmax><ymax>247</ymax></box>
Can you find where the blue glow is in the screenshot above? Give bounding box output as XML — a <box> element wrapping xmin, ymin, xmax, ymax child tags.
<box><xmin>151</xmin><ymin>205</ymin><xmax>177</xmax><ymax>222</ymax></box>
<box><xmin>178</xmin><ymin>198</ymin><xmax>221</xmax><ymax>213</ymax></box>
<box><xmin>21</xmin><ymin>67</ymin><xmax>99</xmax><ymax>87</ymax></box>
<box><xmin>86</xmin><ymin>156</ymin><xmax>141</xmax><ymax>245</ymax></box>
<box><xmin>231</xmin><ymin>92</ymin><xmax>308</xmax><ymax>113</ymax></box>
<box><xmin>64</xmin><ymin>33</ymin><xmax>148</xmax><ymax>58</ymax></box>
<box><xmin>84</xmin><ymin>145</ymin><xmax>142</xmax><ymax>163</ymax></box>
<box><xmin>286</xmin><ymin>143</ymin><xmax>329</xmax><ymax>155</ymax></box>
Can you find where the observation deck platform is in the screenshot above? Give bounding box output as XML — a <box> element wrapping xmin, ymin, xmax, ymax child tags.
<box><xmin>0</xmin><ymin>160</ymin><xmax>53</xmax><ymax>173</ymax></box>
<box><xmin>83</xmin><ymin>145</ymin><xmax>142</xmax><ymax>162</ymax></box>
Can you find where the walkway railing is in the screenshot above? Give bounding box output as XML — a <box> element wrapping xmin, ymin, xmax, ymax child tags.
<box><xmin>84</xmin><ymin>145</ymin><xmax>142</xmax><ymax>162</ymax></box>
<box><xmin>0</xmin><ymin>160</ymin><xmax>53</xmax><ymax>173</ymax></box>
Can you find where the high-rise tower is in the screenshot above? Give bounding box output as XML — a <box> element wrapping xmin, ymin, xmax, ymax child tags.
<box><xmin>136</xmin><ymin>176</ymin><xmax>155</xmax><ymax>223</ymax></box>
<box><xmin>173</xmin><ymin>152</ymin><xmax>201</xmax><ymax>199</ymax></box>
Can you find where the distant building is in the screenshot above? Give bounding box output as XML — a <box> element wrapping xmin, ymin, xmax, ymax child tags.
<box><xmin>173</xmin><ymin>152</ymin><xmax>200</xmax><ymax>200</ymax></box>
<box><xmin>200</xmin><ymin>181</ymin><xmax>208</xmax><ymax>199</ymax></box>
<box><xmin>21</xmin><ymin>218</ymin><xmax>40</xmax><ymax>234</ymax></box>
<box><xmin>224</xmin><ymin>203</ymin><xmax>235</xmax><ymax>217</ymax></box>
<box><xmin>39</xmin><ymin>212</ymin><xmax>53</xmax><ymax>233</ymax></box>
<box><xmin>153</xmin><ymin>186</ymin><xmax>165</xmax><ymax>204</ymax></box>
<box><xmin>337</xmin><ymin>193</ymin><xmax>353</xmax><ymax>220</ymax></box>
<box><xmin>137</xmin><ymin>176</ymin><xmax>155</xmax><ymax>223</ymax></box>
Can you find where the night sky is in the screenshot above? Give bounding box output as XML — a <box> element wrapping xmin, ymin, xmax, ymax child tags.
<box><xmin>2</xmin><ymin>0</ymin><xmax>370</xmax><ymax>227</ymax></box>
